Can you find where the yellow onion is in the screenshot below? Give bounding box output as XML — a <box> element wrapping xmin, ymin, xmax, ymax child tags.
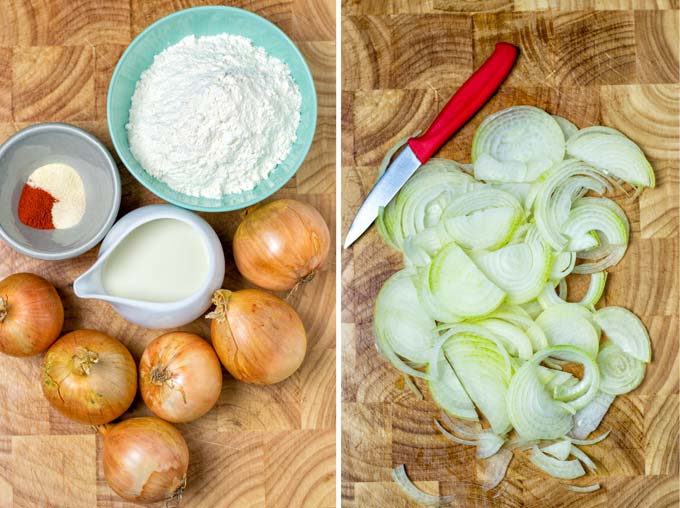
<box><xmin>139</xmin><ymin>332</ymin><xmax>223</xmax><ymax>423</ymax></box>
<box><xmin>233</xmin><ymin>199</ymin><xmax>330</xmax><ymax>291</ymax></box>
<box><xmin>208</xmin><ymin>289</ymin><xmax>306</xmax><ymax>385</ymax></box>
<box><xmin>0</xmin><ymin>272</ymin><xmax>63</xmax><ymax>357</ymax></box>
<box><xmin>100</xmin><ymin>417</ymin><xmax>189</xmax><ymax>504</ymax></box>
<box><xmin>41</xmin><ymin>330</ymin><xmax>137</xmax><ymax>425</ymax></box>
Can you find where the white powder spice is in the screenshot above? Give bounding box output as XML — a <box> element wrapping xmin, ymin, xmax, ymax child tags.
<box><xmin>27</xmin><ymin>163</ymin><xmax>86</xmax><ymax>229</ymax></box>
<box><xmin>126</xmin><ymin>34</ymin><xmax>302</xmax><ymax>199</ymax></box>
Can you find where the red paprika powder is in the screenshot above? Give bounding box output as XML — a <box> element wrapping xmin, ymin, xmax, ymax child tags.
<box><xmin>17</xmin><ymin>184</ymin><xmax>57</xmax><ymax>230</ymax></box>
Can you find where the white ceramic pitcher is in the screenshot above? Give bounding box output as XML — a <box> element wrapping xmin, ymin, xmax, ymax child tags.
<box><xmin>74</xmin><ymin>204</ymin><xmax>225</xmax><ymax>328</ymax></box>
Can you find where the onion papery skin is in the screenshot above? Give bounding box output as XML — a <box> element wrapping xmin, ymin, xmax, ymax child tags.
<box><xmin>233</xmin><ymin>199</ymin><xmax>330</xmax><ymax>291</ymax></box>
<box><xmin>208</xmin><ymin>289</ymin><xmax>307</xmax><ymax>385</ymax></box>
<box><xmin>41</xmin><ymin>330</ymin><xmax>137</xmax><ymax>425</ymax></box>
<box><xmin>100</xmin><ymin>417</ymin><xmax>189</xmax><ymax>504</ymax></box>
<box><xmin>139</xmin><ymin>332</ymin><xmax>223</xmax><ymax>423</ymax></box>
<box><xmin>0</xmin><ymin>273</ymin><xmax>63</xmax><ymax>357</ymax></box>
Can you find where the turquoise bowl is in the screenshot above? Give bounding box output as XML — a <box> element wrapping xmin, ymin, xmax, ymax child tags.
<box><xmin>107</xmin><ymin>6</ymin><xmax>317</xmax><ymax>212</ymax></box>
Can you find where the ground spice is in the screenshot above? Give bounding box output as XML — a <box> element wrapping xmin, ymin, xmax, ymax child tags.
<box><xmin>16</xmin><ymin>163</ymin><xmax>86</xmax><ymax>230</ymax></box>
<box><xmin>18</xmin><ymin>184</ymin><xmax>56</xmax><ymax>230</ymax></box>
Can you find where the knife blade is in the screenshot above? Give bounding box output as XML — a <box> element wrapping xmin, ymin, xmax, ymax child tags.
<box><xmin>344</xmin><ymin>42</ymin><xmax>518</xmax><ymax>249</ymax></box>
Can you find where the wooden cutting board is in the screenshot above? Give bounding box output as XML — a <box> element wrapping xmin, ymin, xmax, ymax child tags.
<box><xmin>0</xmin><ymin>1</ymin><xmax>335</xmax><ymax>507</ymax></box>
<box><xmin>341</xmin><ymin>2</ymin><xmax>679</xmax><ymax>507</ymax></box>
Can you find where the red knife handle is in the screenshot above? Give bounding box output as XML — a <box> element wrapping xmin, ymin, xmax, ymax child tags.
<box><xmin>407</xmin><ymin>42</ymin><xmax>518</xmax><ymax>164</ymax></box>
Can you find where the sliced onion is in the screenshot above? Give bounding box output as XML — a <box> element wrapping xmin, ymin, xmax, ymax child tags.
<box><xmin>552</xmin><ymin>115</ymin><xmax>578</xmax><ymax>140</ymax></box>
<box><xmin>570</xmin><ymin>392</ymin><xmax>615</xmax><ymax>440</ymax></box>
<box><xmin>480</xmin><ymin>448</ymin><xmax>513</xmax><ymax>491</ymax></box>
<box><xmin>566</xmin><ymin>126</ymin><xmax>655</xmax><ymax>188</ymax></box>
<box><xmin>472</xmin><ymin>106</ymin><xmax>565</xmax><ymax>166</ymax></box>
<box><xmin>593</xmin><ymin>306</ymin><xmax>651</xmax><ymax>362</ymax></box>
<box><xmin>443</xmin><ymin>188</ymin><xmax>523</xmax><ymax>250</ymax></box>
<box><xmin>442</xmin><ymin>332</ymin><xmax>513</xmax><ymax>435</ymax></box>
<box><xmin>566</xmin><ymin>483</ymin><xmax>601</xmax><ymax>493</ymax></box>
<box><xmin>536</xmin><ymin>303</ymin><xmax>600</xmax><ymax>358</ymax></box>
<box><xmin>428</xmin><ymin>355</ymin><xmax>477</xmax><ymax>421</ymax></box>
<box><xmin>597</xmin><ymin>341</ymin><xmax>646</xmax><ymax>395</ymax></box>
<box><xmin>374</xmin><ymin>269</ymin><xmax>437</xmax><ymax>365</ymax></box>
<box><xmin>570</xmin><ymin>430</ymin><xmax>610</xmax><ymax>446</ymax></box>
<box><xmin>391</xmin><ymin>465</ymin><xmax>453</xmax><ymax>506</ymax></box>
<box><xmin>506</xmin><ymin>356</ymin><xmax>573</xmax><ymax>440</ymax></box>
<box><xmin>472</xmin><ymin>241</ymin><xmax>551</xmax><ymax>304</ymax></box>
<box><xmin>476</xmin><ymin>431</ymin><xmax>505</xmax><ymax>459</ymax></box>
<box><xmin>570</xmin><ymin>444</ymin><xmax>597</xmax><ymax>472</ymax></box>
<box><xmin>434</xmin><ymin>419</ymin><xmax>477</xmax><ymax>446</ymax></box>
<box><xmin>541</xmin><ymin>439</ymin><xmax>572</xmax><ymax>461</ymax></box>
<box><xmin>369</xmin><ymin>106</ymin><xmax>655</xmax><ymax>493</ymax></box>
<box><xmin>530</xmin><ymin>446</ymin><xmax>585</xmax><ymax>480</ymax></box>
<box><xmin>429</xmin><ymin>243</ymin><xmax>505</xmax><ymax>318</ymax></box>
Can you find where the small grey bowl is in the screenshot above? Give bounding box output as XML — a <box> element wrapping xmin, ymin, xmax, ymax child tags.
<box><xmin>0</xmin><ymin>123</ymin><xmax>121</xmax><ymax>260</ymax></box>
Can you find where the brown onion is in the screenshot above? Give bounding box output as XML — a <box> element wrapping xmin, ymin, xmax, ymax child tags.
<box><xmin>100</xmin><ymin>417</ymin><xmax>189</xmax><ymax>504</ymax></box>
<box><xmin>41</xmin><ymin>330</ymin><xmax>137</xmax><ymax>425</ymax></box>
<box><xmin>233</xmin><ymin>199</ymin><xmax>330</xmax><ymax>291</ymax></box>
<box><xmin>208</xmin><ymin>289</ymin><xmax>307</xmax><ymax>385</ymax></box>
<box><xmin>139</xmin><ymin>332</ymin><xmax>222</xmax><ymax>423</ymax></box>
<box><xmin>0</xmin><ymin>272</ymin><xmax>63</xmax><ymax>356</ymax></box>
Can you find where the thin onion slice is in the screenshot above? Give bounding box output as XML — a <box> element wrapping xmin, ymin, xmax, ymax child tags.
<box><xmin>530</xmin><ymin>446</ymin><xmax>586</xmax><ymax>480</ymax></box>
<box><xmin>391</xmin><ymin>465</ymin><xmax>453</xmax><ymax>506</ymax></box>
<box><xmin>565</xmin><ymin>483</ymin><xmax>601</xmax><ymax>493</ymax></box>
<box><xmin>480</xmin><ymin>448</ymin><xmax>513</xmax><ymax>491</ymax></box>
<box><xmin>434</xmin><ymin>419</ymin><xmax>477</xmax><ymax>446</ymax></box>
<box><xmin>570</xmin><ymin>430</ymin><xmax>611</xmax><ymax>446</ymax></box>
<box><xmin>597</xmin><ymin>341</ymin><xmax>646</xmax><ymax>395</ymax></box>
<box><xmin>541</xmin><ymin>439</ymin><xmax>572</xmax><ymax>461</ymax></box>
<box><xmin>476</xmin><ymin>431</ymin><xmax>505</xmax><ymax>459</ymax></box>
<box><xmin>570</xmin><ymin>392</ymin><xmax>615</xmax><ymax>440</ymax></box>
<box><xmin>593</xmin><ymin>306</ymin><xmax>651</xmax><ymax>363</ymax></box>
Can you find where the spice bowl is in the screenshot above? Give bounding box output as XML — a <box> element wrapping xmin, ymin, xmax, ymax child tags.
<box><xmin>107</xmin><ymin>6</ymin><xmax>317</xmax><ymax>212</ymax></box>
<box><xmin>0</xmin><ymin>123</ymin><xmax>121</xmax><ymax>260</ymax></box>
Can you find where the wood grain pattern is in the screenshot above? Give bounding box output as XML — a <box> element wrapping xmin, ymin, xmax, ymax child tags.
<box><xmin>0</xmin><ymin>1</ymin><xmax>335</xmax><ymax>507</ymax></box>
<box><xmin>341</xmin><ymin>2</ymin><xmax>680</xmax><ymax>507</ymax></box>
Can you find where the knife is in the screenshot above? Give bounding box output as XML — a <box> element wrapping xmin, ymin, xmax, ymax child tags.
<box><xmin>344</xmin><ymin>42</ymin><xmax>518</xmax><ymax>249</ymax></box>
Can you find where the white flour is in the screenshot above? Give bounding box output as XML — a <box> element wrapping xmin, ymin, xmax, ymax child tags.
<box><xmin>127</xmin><ymin>34</ymin><xmax>302</xmax><ymax>198</ymax></box>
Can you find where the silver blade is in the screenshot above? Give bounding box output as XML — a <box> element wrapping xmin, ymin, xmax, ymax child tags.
<box><xmin>344</xmin><ymin>146</ymin><xmax>421</xmax><ymax>248</ymax></box>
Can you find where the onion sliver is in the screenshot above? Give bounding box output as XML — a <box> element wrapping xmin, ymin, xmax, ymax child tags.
<box><xmin>139</xmin><ymin>332</ymin><xmax>223</xmax><ymax>423</ymax></box>
<box><xmin>530</xmin><ymin>445</ymin><xmax>585</xmax><ymax>480</ymax></box>
<box><xmin>570</xmin><ymin>392</ymin><xmax>616</xmax><ymax>440</ymax></box>
<box><xmin>391</xmin><ymin>465</ymin><xmax>453</xmax><ymax>506</ymax></box>
<box><xmin>541</xmin><ymin>439</ymin><xmax>572</xmax><ymax>461</ymax></box>
<box><xmin>566</xmin><ymin>483</ymin><xmax>600</xmax><ymax>493</ymax></box>
<box><xmin>41</xmin><ymin>330</ymin><xmax>137</xmax><ymax>425</ymax></box>
<box><xmin>480</xmin><ymin>448</ymin><xmax>513</xmax><ymax>491</ymax></box>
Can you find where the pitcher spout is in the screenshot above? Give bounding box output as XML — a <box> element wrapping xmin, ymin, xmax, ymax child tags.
<box><xmin>73</xmin><ymin>264</ymin><xmax>107</xmax><ymax>299</ymax></box>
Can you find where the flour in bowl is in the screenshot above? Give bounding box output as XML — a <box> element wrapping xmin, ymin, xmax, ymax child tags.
<box><xmin>126</xmin><ymin>34</ymin><xmax>302</xmax><ymax>199</ymax></box>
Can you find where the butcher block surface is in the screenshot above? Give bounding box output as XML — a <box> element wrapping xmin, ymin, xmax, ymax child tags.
<box><xmin>341</xmin><ymin>1</ymin><xmax>678</xmax><ymax>506</ymax></box>
<box><xmin>0</xmin><ymin>1</ymin><xmax>335</xmax><ymax>507</ymax></box>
